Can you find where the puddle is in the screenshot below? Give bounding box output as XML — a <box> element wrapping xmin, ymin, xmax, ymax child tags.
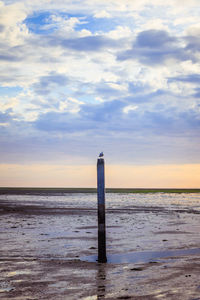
<box><xmin>81</xmin><ymin>248</ymin><xmax>200</xmax><ymax>264</ymax></box>
<box><xmin>0</xmin><ymin>287</ymin><xmax>14</xmax><ymax>293</ymax></box>
<box><xmin>0</xmin><ymin>282</ymin><xmax>14</xmax><ymax>293</ymax></box>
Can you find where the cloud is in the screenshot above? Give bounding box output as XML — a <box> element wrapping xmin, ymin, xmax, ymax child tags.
<box><xmin>168</xmin><ymin>74</ymin><xmax>200</xmax><ymax>97</ymax></box>
<box><xmin>185</xmin><ymin>35</ymin><xmax>200</xmax><ymax>53</ymax></box>
<box><xmin>46</xmin><ymin>34</ymin><xmax>120</xmax><ymax>52</ymax></box>
<box><xmin>0</xmin><ymin>100</ymin><xmax>198</xmax><ymax>166</ymax></box>
<box><xmin>34</xmin><ymin>99</ymin><xmax>124</xmax><ymax>133</ymax></box>
<box><xmin>169</xmin><ymin>74</ymin><xmax>200</xmax><ymax>84</ymax></box>
<box><xmin>117</xmin><ymin>29</ymin><xmax>194</xmax><ymax>66</ymax></box>
<box><xmin>122</xmin><ymin>89</ymin><xmax>167</xmax><ymax>105</ymax></box>
<box><xmin>94</xmin><ymin>10</ymin><xmax>111</xmax><ymax>19</ymax></box>
<box><xmin>32</xmin><ymin>93</ymin><xmax>200</xmax><ymax>138</ymax></box>
<box><xmin>136</xmin><ymin>30</ymin><xmax>176</xmax><ymax>48</ymax></box>
<box><xmin>0</xmin><ymin>111</ymin><xmax>12</xmax><ymax>123</ymax></box>
<box><xmin>1</xmin><ymin>0</ymin><xmax>200</xmax><ymax>170</ymax></box>
<box><xmin>95</xmin><ymin>82</ymin><xmax>125</xmax><ymax>98</ymax></box>
<box><xmin>193</xmin><ymin>88</ymin><xmax>200</xmax><ymax>98</ymax></box>
<box><xmin>32</xmin><ymin>73</ymin><xmax>69</xmax><ymax>95</ymax></box>
<box><xmin>35</xmin><ymin>111</ymin><xmax>79</xmax><ymax>132</ymax></box>
<box><xmin>123</xmin><ymin>104</ymin><xmax>138</xmax><ymax>114</ymax></box>
<box><xmin>0</xmin><ymin>53</ymin><xmax>22</xmax><ymax>62</ymax></box>
<box><xmin>0</xmin><ymin>24</ymin><xmax>4</xmax><ymax>32</ymax></box>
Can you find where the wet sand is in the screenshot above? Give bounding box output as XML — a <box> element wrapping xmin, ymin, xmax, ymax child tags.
<box><xmin>0</xmin><ymin>196</ymin><xmax>200</xmax><ymax>299</ymax></box>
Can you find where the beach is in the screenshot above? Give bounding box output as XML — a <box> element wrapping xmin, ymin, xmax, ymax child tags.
<box><xmin>0</xmin><ymin>189</ymin><xmax>200</xmax><ymax>299</ymax></box>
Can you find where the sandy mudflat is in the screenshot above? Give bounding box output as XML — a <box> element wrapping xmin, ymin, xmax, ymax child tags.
<box><xmin>0</xmin><ymin>195</ymin><xmax>200</xmax><ymax>300</ymax></box>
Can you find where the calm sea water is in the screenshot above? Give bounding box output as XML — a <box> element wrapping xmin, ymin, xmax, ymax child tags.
<box><xmin>1</xmin><ymin>192</ymin><xmax>200</xmax><ymax>211</ymax></box>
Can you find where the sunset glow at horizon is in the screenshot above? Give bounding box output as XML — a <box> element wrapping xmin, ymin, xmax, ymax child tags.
<box><xmin>0</xmin><ymin>0</ymin><xmax>200</xmax><ymax>188</ymax></box>
<box><xmin>0</xmin><ymin>163</ymin><xmax>200</xmax><ymax>188</ymax></box>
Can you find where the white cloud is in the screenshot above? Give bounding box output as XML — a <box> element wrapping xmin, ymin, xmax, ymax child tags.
<box><xmin>185</xmin><ymin>24</ymin><xmax>200</xmax><ymax>36</ymax></box>
<box><xmin>94</xmin><ymin>10</ymin><xmax>111</xmax><ymax>18</ymax></box>
<box><xmin>0</xmin><ymin>96</ymin><xmax>18</xmax><ymax>112</ymax></box>
<box><xmin>106</xmin><ymin>25</ymin><xmax>132</xmax><ymax>40</ymax></box>
<box><xmin>59</xmin><ymin>97</ymin><xmax>83</xmax><ymax>113</ymax></box>
<box><xmin>123</xmin><ymin>104</ymin><xmax>138</xmax><ymax>114</ymax></box>
<box><xmin>0</xmin><ymin>1</ymin><xmax>28</xmax><ymax>46</ymax></box>
<box><xmin>139</xmin><ymin>18</ymin><xmax>169</xmax><ymax>32</ymax></box>
<box><xmin>0</xmin><ymin>122</ymin><xmax>9</xmax><ymax>127</ymax></box>
<box><xmin>108</xmin><ymin>82</ymin><xmax>127</xmax><ymax>92</ymax></box>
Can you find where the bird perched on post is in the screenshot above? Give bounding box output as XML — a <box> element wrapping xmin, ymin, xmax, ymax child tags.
<box><xmin>99</xmin><ymin>152</ymin><xmax>104</xmax><ymax>158</ymax></box>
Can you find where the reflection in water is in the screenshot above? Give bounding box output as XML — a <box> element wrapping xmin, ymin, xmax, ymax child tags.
<box><xmin>97</xmin><ymin>263</ymin><xmax>106</xmax><ymax>299</ymax></box>
<box><xmin>82</xmin><ymin>247</ymin><xmax>200</xmax><ymax>264</ymax></box>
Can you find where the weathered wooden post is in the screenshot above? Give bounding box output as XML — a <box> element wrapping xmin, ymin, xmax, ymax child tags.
<box><xmin>97</xmin><ymin>153</ymin><xmax>107</xmax><ymax>263</ymax></box>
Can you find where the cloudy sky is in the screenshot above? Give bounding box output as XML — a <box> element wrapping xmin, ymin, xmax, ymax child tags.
<box><xmin>0</xmin><ymin>0</ymin><xmax>200</xmax><ymax>187</ymax></box>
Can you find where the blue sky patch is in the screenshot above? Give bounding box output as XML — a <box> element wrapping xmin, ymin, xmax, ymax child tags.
<box><xmin>24</xmin><ymin>11</ymin><xmax>59</xmax><ymax>34</ymax></box>
<box><xmin>24</xmin><ymin>11</ymin><xmax>134</xmax><ymax>35</ymax></box>
<box><xmin>75</xmin><ymin>16</ymin><xmax>119</xmax><ymax>33</ymax></box>
<box><xmin>0</xmin><ymin>86</ymin><xmax>23</xmax><ymax>96</ymax></box>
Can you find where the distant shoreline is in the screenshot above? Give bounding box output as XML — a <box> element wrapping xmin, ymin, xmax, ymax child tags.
<box><xmin>0</xmin><ymin>187</ymin><xmax>200</xmax><ymax>195</ymax></box>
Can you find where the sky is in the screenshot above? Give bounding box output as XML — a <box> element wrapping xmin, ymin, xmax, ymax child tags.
<box><xmin>0</xmin><ymin>0</ymin><xmax>200</xmax><ymax>188</ymax></box>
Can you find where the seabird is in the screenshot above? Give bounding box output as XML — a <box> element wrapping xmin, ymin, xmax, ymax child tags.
<box><xmin>99</xmin><ymin>152</ymin><xmax>104</xmax><ymax>157</ymax></box>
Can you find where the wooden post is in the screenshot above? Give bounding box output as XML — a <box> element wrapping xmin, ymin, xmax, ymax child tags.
<box><xmin>97</xmin><ymin>157</ymin><xmax>107</xmax><ymax>263</ymax></box>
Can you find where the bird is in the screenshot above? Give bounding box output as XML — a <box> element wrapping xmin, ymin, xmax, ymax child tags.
<box><xmin>99</xmin><ymin>152</ymin><xmax>104</xmax><ymax>158</ymax></box>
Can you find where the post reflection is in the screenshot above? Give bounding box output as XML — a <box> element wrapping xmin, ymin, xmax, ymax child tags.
<box><xmin>96</xmin><ymin>263</ymin><xmax>106</xmax><ymax>299</ymax></box>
